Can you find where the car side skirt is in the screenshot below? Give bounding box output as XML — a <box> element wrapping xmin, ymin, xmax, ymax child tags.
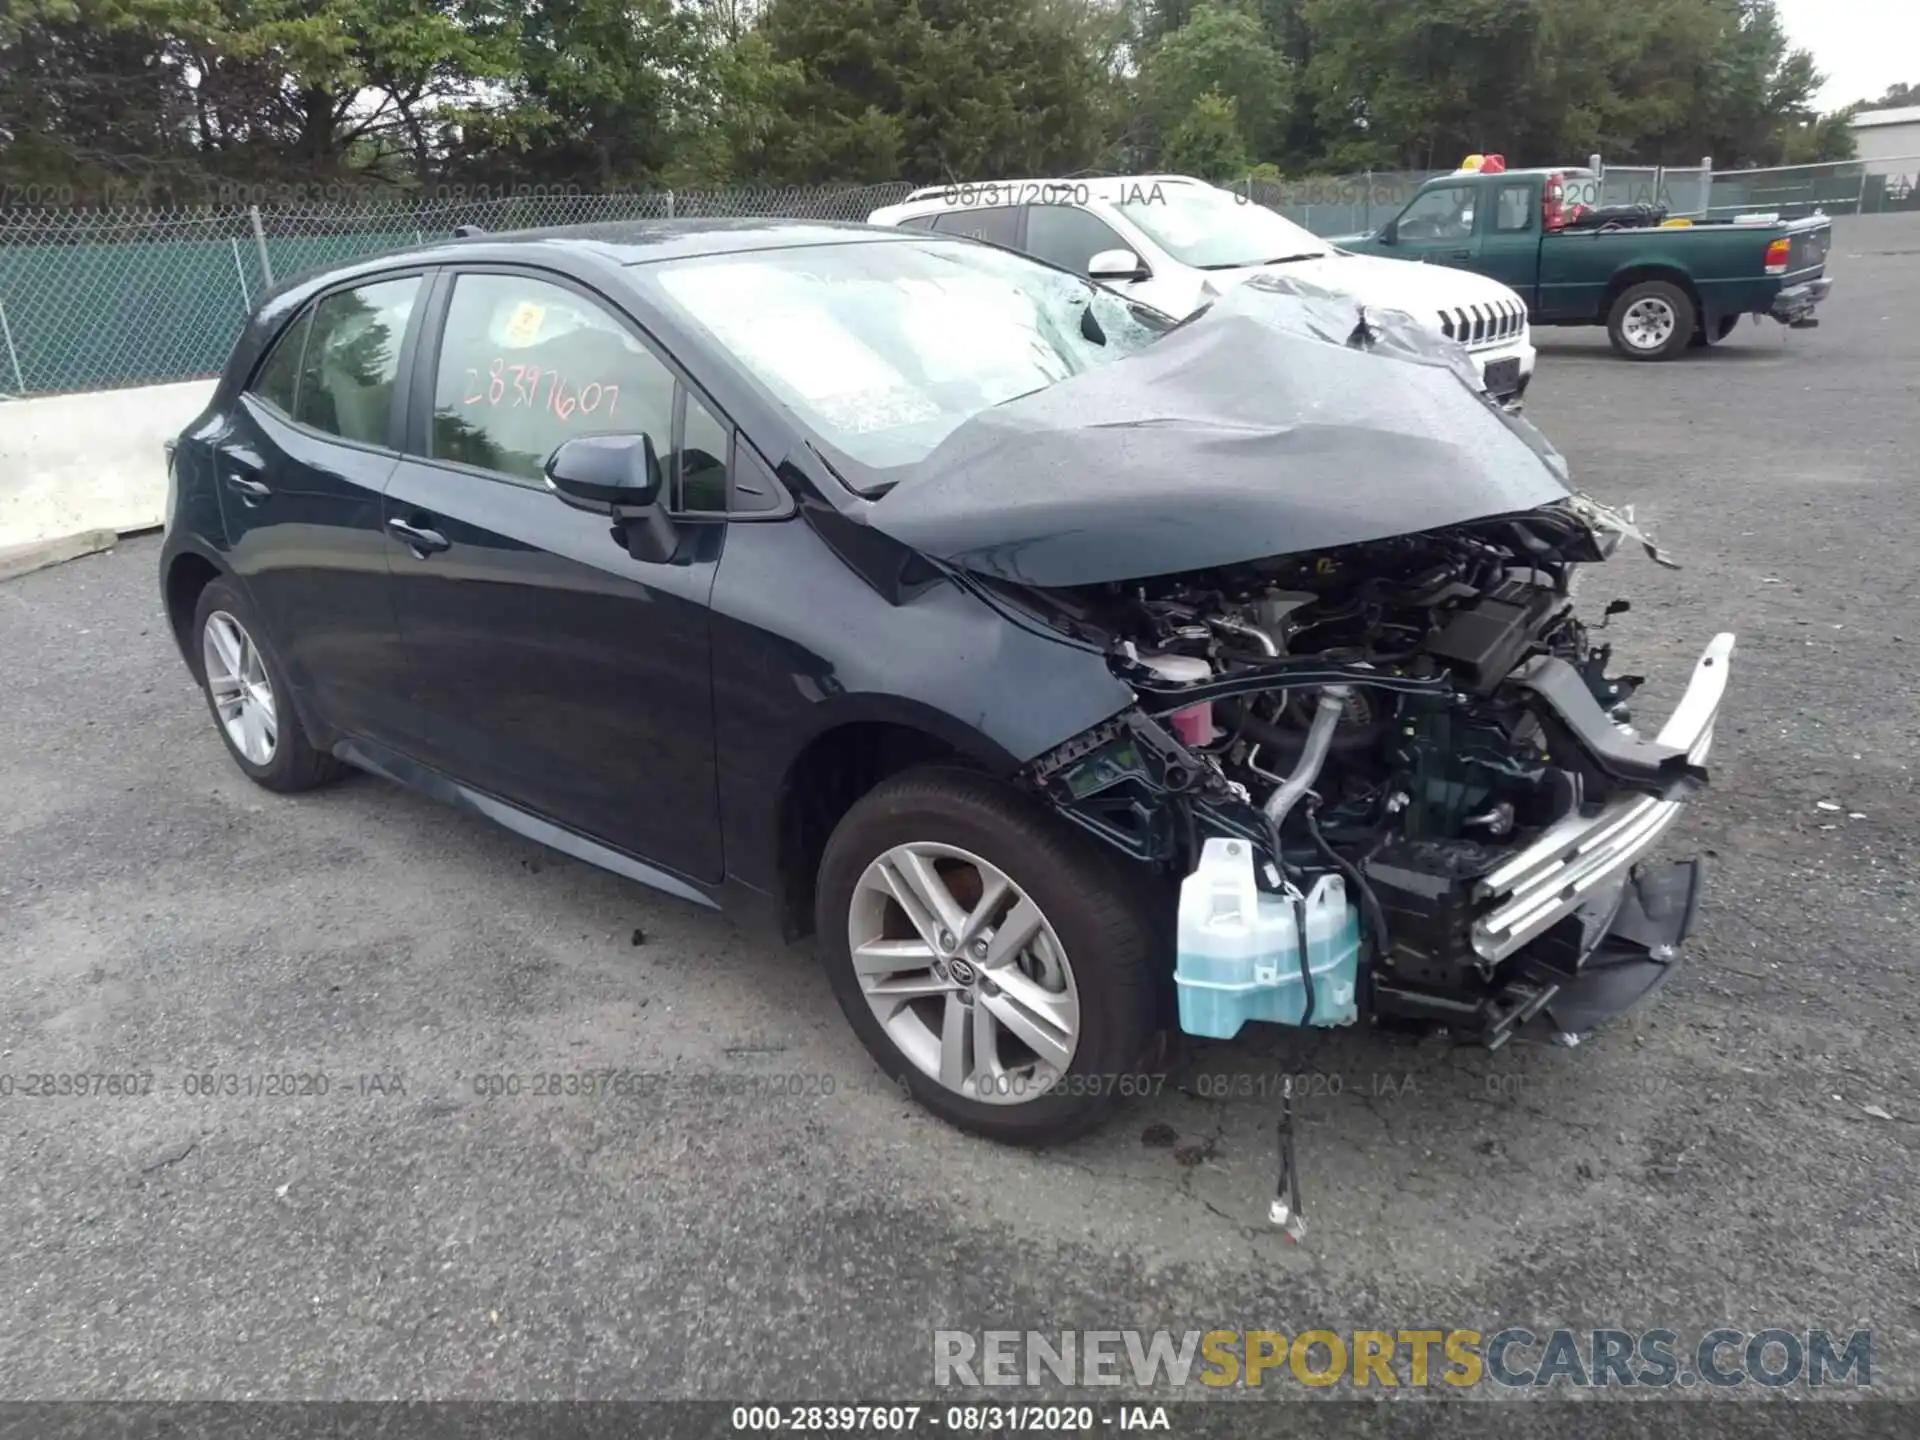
<box><xmin>335</xmin><ymin>738</ymin><xmax>720</xmax><ymax>910</ymax></box>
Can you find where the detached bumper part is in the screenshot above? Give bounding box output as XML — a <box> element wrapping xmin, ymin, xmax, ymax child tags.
<box><xmin>1770</xmin><ymin>278</ymin><xmax>1831</xmax><ymax>327</ymax></box>
<box><xmin>1472</xmin><ymin>632</ymin><xmax>1733</xmax><ymax>962</ymax></box>
<box><xmin>1532</xmin><ymin>856</ymin><xmax>1703</xmax><ymax>1034</ymax></box>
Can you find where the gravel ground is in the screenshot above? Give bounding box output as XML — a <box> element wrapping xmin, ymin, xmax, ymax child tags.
<box><xmin>1</xmin><ymin>214</ymin><xmax>1915</xmax><ymax>1420</ymax></box>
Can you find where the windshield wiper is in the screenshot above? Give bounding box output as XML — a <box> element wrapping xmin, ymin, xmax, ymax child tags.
<box><xmin>1194</xmin><ymin>253</ymin><xmax>1326</xmax><ymax>270</ymax></box>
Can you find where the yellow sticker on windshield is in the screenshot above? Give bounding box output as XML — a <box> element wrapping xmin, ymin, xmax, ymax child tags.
<box><xmin>501</xmin><ymin>302</ymin><xmax>546</xmax><ymax>348</ymax></box>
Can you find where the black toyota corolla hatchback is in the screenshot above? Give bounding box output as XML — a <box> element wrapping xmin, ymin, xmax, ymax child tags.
<box><xmin>162</xmin><ymin>219</ymin><xmax>1732</xmax><ymax>1148</ymax></box>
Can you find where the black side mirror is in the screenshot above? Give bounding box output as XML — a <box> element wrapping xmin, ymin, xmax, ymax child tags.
<box><xmin>546</xmin><ymin>431</ymin><xmax>662</xmax><ymax>511</ymax></box>
<box><xmin>545</xmin><ymin>432</ymin><xmax>677</xmax><ymax>563</ymax></box>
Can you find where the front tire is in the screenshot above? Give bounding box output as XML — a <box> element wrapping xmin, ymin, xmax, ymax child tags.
<box><xmin>816</xmin><ymin>767</ymin><xmax>1160</xmax><ymax>1144</ymax></box>
<box><xmin>192</xmin><ymin>578</ymin><xmax>341</xmax><ymax>793</ymax></box>
<box><xmin>1607</xmin><ymin>280</ymin><xmax>1696</xmax><ymax>361</ymax></box>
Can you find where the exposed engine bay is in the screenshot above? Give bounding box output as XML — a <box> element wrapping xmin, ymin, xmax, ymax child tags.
<box><xmin>1017</xmin><ymin>499</ymin><xmax>1733</xmax><ymax>1049</ymax></box>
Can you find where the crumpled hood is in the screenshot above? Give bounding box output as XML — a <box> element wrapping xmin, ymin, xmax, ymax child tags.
<box><xmin>864</xmin><ymin>277</ymin><xmax>1573</xmax><ymax>588</ymax></box>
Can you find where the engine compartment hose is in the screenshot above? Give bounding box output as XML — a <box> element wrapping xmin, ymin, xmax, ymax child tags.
<box><xmin>1262</xmin><ymin>686</ymin><xmax>1350</xmax><ymax>828</ymax></box>
<box><xmin>1304</xmin><ymin>800</ymin><xmax>1391</xmax><ymax>962</ymax></box>
<box><xmin>1218</xmin><ymin>698</ymin><xmax>1382</xmax><ymax>761</ymax></box>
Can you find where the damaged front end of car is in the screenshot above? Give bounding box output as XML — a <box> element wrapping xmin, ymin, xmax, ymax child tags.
<box><xmin>865</xmin><ymin>275</ymin><xmax>1732</xmax><ymax>1053</ymax></box>
<box><xmin>1014</xmin><ymin>503</ymin><xmax>1730</xmax><ymax>1049</ymax></box>
<box><xmin>863</xmin><ymin>274</ymin><xmax>1733</xmax><ymax>1228</ymax></box>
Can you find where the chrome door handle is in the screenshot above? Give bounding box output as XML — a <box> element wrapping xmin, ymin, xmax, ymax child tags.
<box><xmin>387</xmin><ymin>517</ymin><xmax>450</xmax><ymax>556</ymax></box>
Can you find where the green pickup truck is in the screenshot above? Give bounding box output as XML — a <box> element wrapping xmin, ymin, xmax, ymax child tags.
<box><xmin>1331</xmin><ymin>168</ymin><xmax>1834</xmax><ymax>360</ymax></box>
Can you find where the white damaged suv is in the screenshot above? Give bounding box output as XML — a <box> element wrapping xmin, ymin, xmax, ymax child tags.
<box><xmin>869</xmin><ymin>174</ymin><xmax>1537</xmax><ymax>402</ymax></box>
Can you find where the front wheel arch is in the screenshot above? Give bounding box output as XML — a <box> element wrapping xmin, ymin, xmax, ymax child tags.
<box><xmin>773</xmin><ymin>719</ymin><xmax>972</xmax><ymax>942</ymax></box>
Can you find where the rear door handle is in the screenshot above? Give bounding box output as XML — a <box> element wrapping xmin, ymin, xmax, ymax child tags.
<box><xmin>1447</xmin><ymin>249</ymin><xmax>1472</xmax><ymax>261</ymax></box>
<box><xmin>388</xmin><ymin>516</ymin><xmax>451</xmax><ymax>557</ymax></box>
<box><xmin>224</xmin><ymin>473</ymin><xmax>271</xmax><ymax>503</ymax></box>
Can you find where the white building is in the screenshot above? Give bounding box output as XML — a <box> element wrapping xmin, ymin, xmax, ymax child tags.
<box><xmin>1850</xmin><ymin>106</ymin><xmax>1920</xmax><ymax>177</ymax></box>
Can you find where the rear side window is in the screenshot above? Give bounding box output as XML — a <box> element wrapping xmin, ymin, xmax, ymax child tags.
<box><xmin>295</xmin><ymin>276</ymin><xmax>420</xmax><ymax>445</ymax></box>
<box><xmin>894</xmin><ymin>214</ymin><xmax>939</xmax><ymax>231</ymax></box>
<box><xmin>249</xmin><ymin>312</ymin><xmax>310</xmax><ymax>414</ymax></box>
<box><xmin>1024</xmin><ymin>205</ymin><xmax>1129</xmax><ymax>277</ymax></box>
<box><xmin>1493</xmin><ymin>185</ymin><xmax>1534</xmax><ymax>233</ymax></box>
<box><xmin>428</xmin><ymin>273</ymin><xmax>676</xmax><ymax>484</ymax></box>
<box><xmin>932</xmin><ymin>206</ymin><xmax>1020</xmax><ymax>247</ymax></box>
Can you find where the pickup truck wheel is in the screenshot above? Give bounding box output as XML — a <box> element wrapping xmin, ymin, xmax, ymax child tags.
<box><xmin>815</xmin><ymin>766</ymin><xmax>1159</xmax><ymax>1145</ymax></box>
<box><xmin>1607</xmin><ymin>280</ymin><xmax>1696</xmax><ymax>361</ymax></box>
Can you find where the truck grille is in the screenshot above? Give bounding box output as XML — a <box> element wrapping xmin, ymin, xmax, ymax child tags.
<box><xmin>1438</xmin><ymin>298</ymin><xmax>1527</xmax><ymax>350</ymax></box>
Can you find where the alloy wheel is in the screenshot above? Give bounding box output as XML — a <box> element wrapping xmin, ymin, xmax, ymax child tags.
<box><xmin>848</xmin><ymin>841</ymin><xmax>1080</xmax><ymax>1104</ymax></box>
<box><xmin>202</xmin><ymin>611</ymin><xmax>278</xmax><ymax>765</ymax></box>
<box><xmin>1621</xmin><ymin>296</ymin><xmax>1677</xmax><ymax>351</ymax></box>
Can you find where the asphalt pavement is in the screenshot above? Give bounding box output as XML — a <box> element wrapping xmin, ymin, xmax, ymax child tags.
<box><xmin>2</xmin><ymin>214</ymin><xmax>1915</xmax><ymax>1418</ymax></box>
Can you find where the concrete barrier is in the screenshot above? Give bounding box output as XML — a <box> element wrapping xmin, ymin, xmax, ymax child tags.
<box><xmin>0</xmin><ymin>378</ymin><xmax>215</xmax><ymax>550</ymax></box>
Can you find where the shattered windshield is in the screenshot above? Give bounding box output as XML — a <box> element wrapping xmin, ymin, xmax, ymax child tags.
<box><xmin>1118</xmin><ymin>184</ymin><xmax>1332</xmax><ymax>270</ymax></box>
<box><xmin>645</xmin><ymin>239</ymin><xmax>1168</xmax><ymax>476</ymax></box>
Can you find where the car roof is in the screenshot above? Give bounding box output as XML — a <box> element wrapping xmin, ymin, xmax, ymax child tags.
<box><xmin>476</xmin><ymin>217</ymin><xmax>919</xmax><ymax>266</ymax></box>
<box><xmin>280</xmin><ymin>218</ymin><xmax>924</xmax><ymax>295</ymax></box>
<box><xmin>879</xmin><ymin>175</ymin><xmax>1212</xmax><ymax>212</ymax></box>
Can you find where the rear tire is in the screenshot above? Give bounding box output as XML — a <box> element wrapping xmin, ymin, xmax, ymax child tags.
<box><xmin>815</xmin><ymin>766</ymin><xmax>1160</xmax><ymax>1144</ymax></box>
<box><xmin>192</xmin><ymin>578</ymin><xmax>341</xmax><ymax>793</ymax></box>
<box><xmin>1607</xmin><ymin>280</ymin><xmax>1696</xmax><ymax>361</ymax></box>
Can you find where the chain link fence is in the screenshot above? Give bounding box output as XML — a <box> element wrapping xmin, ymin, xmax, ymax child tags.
<box><xmin>1243</xmin><ymin>171</ymin><xmax>1448</xmax><ymax>238</ymax></box>
<box><xmin>5</xmin><ymin>157</ymin><xmax>1919</xmax><ymax>398</ymax></box>
<box><xmin>1705</xmin><ymin>157</ymin><xmax>1920</xmax><ymax>218</ymax></box>
<box><xmin>0</xmin><ymin>184</ymin><xmax>915</xmax><ymax>397</ymax></box>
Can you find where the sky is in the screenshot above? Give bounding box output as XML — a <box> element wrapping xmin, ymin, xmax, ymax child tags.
<box><xmin>1774</xmin><ymin>0</ymin><xmax>1920</xmax><ymax>109</ymax></box>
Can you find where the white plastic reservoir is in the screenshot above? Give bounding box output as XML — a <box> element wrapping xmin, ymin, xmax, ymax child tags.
<box><xmin>1175</xmin><ymin>837</ymin><xmax>1361</xmax><ymax>1039</ymax></box>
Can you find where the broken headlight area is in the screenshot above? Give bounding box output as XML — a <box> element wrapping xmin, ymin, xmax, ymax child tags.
<box><xmin>1019</xmin><ymin>500</ymin><xmax>1734</xmax><ymax>1050</ymax></box>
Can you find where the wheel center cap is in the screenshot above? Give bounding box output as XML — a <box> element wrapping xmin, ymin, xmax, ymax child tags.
<box><xmin>947</xmin><ymin>957</ymin><xmax>978</xmax><ymax>987</ymax></box>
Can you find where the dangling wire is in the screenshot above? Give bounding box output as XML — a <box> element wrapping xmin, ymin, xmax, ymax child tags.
<box><xmin>1270</xmin><ymin>1072</ymin><xmax>1305</xmax><ymax>1242</ymax></box>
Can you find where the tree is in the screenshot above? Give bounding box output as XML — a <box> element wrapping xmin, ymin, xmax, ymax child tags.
<box><xmin>1298</xmin><ymin>0</ymin><xmax>1834</xmax><ymax>171</ymax></box>
<box><xmin>1855</xmin><ymin>81</ymin><xmax>1920</xmax><ymax>113</ymax></box>
<box><xmin>0</xmin><ymin>0</ymin><xmax>1883</xmax><ymax>203</ymax></box>
<box><xmin>1162</xmin><ymin>89</ymin><xmax>1250</xmax><ymax>178</ymax></box>
<box><xmin>753</xmin><ymin>0</ymin><xmax>1111</xmax><ymax>183</ymax></box>
<box><xmin>448</xmin><ymin>0</ymin><xmax>713</xmax><ymax>189</ymax></box>
<box><xmin>0</xmin><ymin>0</ymin><xmax>202</xmax><ymax>202</ymax></box>
<box><xmin>1144</xmin><ymin>2</ymin><xmax>1289</xmax><ymax>166</ymax></box>
<box><xmin>1779</xmin><ymin>109</ymin><xmax>1858</xmax><ymax>164</ymax></box>
<box><xmin>1300</xmin><ymin>0</ymin><xmax>1551</xmax><ymax>169</ymax></box>
<box><xmin>182</xmin><ymin>0</ymin><xmax>520</xmax><ymax>184</ymax></box>
<box><xmin>752</xmin><ymin>0</ymin><xmax>923</xmax><ymax>182</ymax></box>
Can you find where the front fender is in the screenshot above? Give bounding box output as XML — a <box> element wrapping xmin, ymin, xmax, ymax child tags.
<box><xmin>708</xmin><ymin>519</ymin><xmax>1135</xmax><ymax>897</ymax></box>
